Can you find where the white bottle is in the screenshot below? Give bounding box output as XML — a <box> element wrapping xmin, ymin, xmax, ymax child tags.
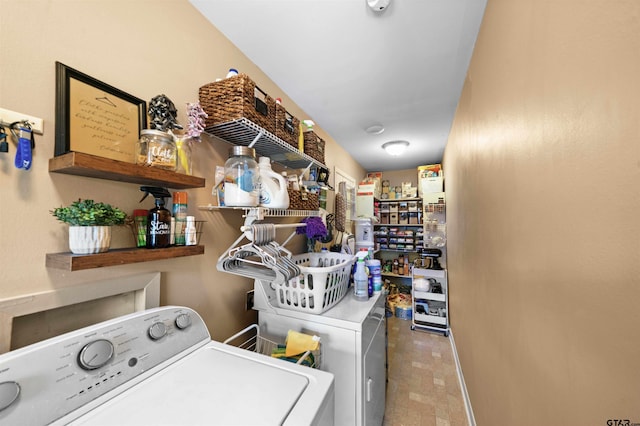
<box><xmin>353</xmin><ymin>258</ymin><xmax>369</xmax><ymax>301</ymax></box>
<box><xmin>185</xmin><ymin>216</ymin><xmax>197</xmax><ymax>246</ymax></box>
<box><xmin>258</xmin><ymin>157</ymin><xmax>290</xmax><ymax>209</ymax></box>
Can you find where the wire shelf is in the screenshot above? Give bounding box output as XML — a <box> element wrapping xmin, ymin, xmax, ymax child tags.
<box><xmin>198</xmin><ymin>205</ymin><xmax>321</xmax><ymax>216</ymax></box>
<box><xmin>204</xmin><ymin>118</ymin><xmax>327</xmax><ymax>170</ymax></box>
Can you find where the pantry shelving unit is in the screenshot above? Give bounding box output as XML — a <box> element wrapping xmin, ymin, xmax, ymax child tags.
<box><xmin>374</xmin><ymin>223</ymin><xmax>423</xmax><ymax>289</ymax></box>
<box><xmin>47</xmin><ymin>152</ymin><xmax>207</xmax><ymax>271</ymax></box>
<box><xmin>375</xmin><ymin>197</ymin><xmax>422</xmax><ymax>226</ymax></box>
<box><xmin>374</xmin><ymin>224</ymin><xmax>424</xmax><ymax>252</ymax></box>
<box><xmin>369</xmin><ymin>198</ymin><xmax>424</xmax><ymax>294</ymax></box>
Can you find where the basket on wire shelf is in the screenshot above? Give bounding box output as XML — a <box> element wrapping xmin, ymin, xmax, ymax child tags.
<box><xmin>223</xmin><ymin>324</ymin><xmax>321</xmax><ymax>369</ymax></box>
<box><xmin>129</xmin><ymin>219</ymin><xmax>205</xmax><ymax>247</ymax></box>
<box><xmin>198</xmin><ymin>73</ymin><xmax>276</xmax><ymax>133</ymax></box>
<box><xmin>268</xmin><ymin>251</ymin><xmax>355</xmax><ymax>315</ymax></box>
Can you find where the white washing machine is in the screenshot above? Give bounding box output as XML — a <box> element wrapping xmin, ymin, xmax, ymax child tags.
<box><xmin>0</xmin><ymin>306</ymin><xmax>335</xmax><ymax>425</ymax></box>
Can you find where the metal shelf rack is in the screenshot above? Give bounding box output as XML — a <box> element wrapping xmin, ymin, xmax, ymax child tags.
<box><xmin>204</xmin><ymin>118</ymin><xmax>327</xmax><ymax>170</ymax></box>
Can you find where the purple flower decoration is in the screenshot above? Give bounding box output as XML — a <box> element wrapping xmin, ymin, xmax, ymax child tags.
<box><xmin>186</xmin><ymin>102</ymin><xmax>207</xmax><ymax>140</ymax></box>
<box><xmin>296</xmin><ymin>217</ymin><xmax>328</xmax><ymax>240</ymax></box>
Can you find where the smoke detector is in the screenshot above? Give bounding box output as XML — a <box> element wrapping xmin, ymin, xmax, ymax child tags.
<box><xmin>367</xmin><ymin>0</ymin><xmax>390</xmax><ymax>12</ymax></box>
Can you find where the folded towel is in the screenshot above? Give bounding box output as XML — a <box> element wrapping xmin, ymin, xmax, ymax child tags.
<box><xmin>285</xmin><ymin>330</ymin><xmax>320</xmax><ymax>357</ymax></box>
<box><xmin>271</xmin><ymin>345</ymin><xmax>315</xmax><ymax>367</ymax></box>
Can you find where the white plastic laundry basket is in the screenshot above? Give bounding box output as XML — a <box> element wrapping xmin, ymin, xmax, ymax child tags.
<box><xmin>272</xmin><ymin>252</ymin><xmax>355</xmax><ymax>314</ymax></box>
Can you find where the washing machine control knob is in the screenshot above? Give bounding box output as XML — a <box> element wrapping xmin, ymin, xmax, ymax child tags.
<box><xmin>78</xmin><ymin>339</ymin><xmax>114</xmax><ymax>370</ymax></box>
<box><xmin>148</xmin><ymin>321</ymin><xmax>167</xmax><ymax>340</ymax></box>
<box><xmin>175</xmin><ymin>313</ymin><xmax>192</xmax><ymax>330</ymax></box>
<box><xmin>0</xmin><ymin>381</ymin><xmax>20</xmax><ymax>412</ymax></box>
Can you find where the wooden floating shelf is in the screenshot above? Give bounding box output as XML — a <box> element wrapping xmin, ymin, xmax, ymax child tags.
<box><xmin>49</xmin><ymin>152</ymin><xmax>206</xmax><ymax>189</ymax></box>
<box><xmin>46</xmin><ymin>245</ymin><xmax>205</xmax><ymax>271</ymax></box>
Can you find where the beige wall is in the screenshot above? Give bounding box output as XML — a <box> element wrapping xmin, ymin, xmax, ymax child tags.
<box><xmin>0</xmin><ymin>0</ymin><xmax>364</xmax><ymax>343</ymax></box>
<box><xmin>445</xmin><ymin>0</ymin><xmax>640</xmax><ymax>424</ymax></box>
<box><xmin>377</xmin><ymin>169</ymin><xmax>419</xmax><ymax>189</ymax></box>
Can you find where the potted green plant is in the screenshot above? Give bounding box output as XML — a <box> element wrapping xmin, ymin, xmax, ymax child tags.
<box><xmin>51</xmin><ymin>199</ymin><xmax>127</xmax><ymax>254</ymax></box>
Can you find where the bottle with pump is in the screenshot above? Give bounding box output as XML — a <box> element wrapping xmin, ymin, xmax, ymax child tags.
<box><xmin>353</xmin><ymin>258</ymin><xmax>369</xmax><ymax>301</ymax></box>
<box><xmin>140</xmin><ymin>186</ymin><xmax>172</xmax><ymax>249</ymax></box>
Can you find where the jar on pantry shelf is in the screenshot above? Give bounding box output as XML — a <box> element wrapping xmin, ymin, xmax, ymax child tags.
<box><xmin>136</xmin><ymin>129</ymin><xmax>176</xmax><ymax>171</ymax></box>
<box><xmin>224</xmin><ymin>146</ymin><xmax>259</xmax><ymax>207</ymax></box>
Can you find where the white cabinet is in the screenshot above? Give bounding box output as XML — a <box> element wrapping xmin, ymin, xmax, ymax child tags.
<box><xmin>256</xmin><ymin>291</ymin><xmax>386</xmax><ymax>426</ymax></box>
<box><xmin>411</xmin><ymin>267</ymin><xmax>449</xmax><ymax>336</ymax></box>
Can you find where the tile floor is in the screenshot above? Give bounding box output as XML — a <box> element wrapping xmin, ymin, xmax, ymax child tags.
<box><xmin>384</xmin><ymin>316</ymin><xmax>469</xmax><ymax>426</ymax></box>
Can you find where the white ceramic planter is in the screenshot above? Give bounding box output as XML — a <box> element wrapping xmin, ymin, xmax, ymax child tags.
<box><xmin>68</xmin><ymin>226</ymin><xmax>112</xmax><ymax>254</ymax></box>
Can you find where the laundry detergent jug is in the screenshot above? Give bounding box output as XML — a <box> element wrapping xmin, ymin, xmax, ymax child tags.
<box><xmin>258</xmin><ymin>156</ymin><xmax>290</xmax><ymax>209</ymax></box>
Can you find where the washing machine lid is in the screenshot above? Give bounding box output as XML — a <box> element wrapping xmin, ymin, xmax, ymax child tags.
<box><xmin>68</xmin><ymin>344</ymin><xmax>311</xmax><ymax>425</ymax></box>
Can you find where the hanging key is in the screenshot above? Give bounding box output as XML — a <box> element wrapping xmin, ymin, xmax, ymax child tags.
<box><xmin>11</xmin><ymin>121</ymin><xmax>33</xmax><ymax>170</ymax></box>
<box><xmin>0</xmin><ymin>126</ymin><xmax>7</xmax><ymax>153</ymax></box>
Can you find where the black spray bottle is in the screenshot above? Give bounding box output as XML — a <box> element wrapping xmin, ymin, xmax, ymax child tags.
<box><xmin>139</xmin><ymin>186</ymin><xmax>172</xmax><ymax>249</ymax></box>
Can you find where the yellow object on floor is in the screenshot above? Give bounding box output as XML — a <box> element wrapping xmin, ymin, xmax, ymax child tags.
<box><xmin>285</xmin><ymin>330</ymin><xmax>320</xmax><ymax>357</ymax></box>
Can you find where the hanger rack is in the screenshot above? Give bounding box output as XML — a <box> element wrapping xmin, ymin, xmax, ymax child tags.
<box><xmin>216</xmin><ymin>222</ymin><xmax>307</xmax><ymax>285</ymax></box>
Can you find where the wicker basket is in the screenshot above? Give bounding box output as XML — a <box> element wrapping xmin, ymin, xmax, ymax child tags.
<box><xmin>288</xmin><ymin>188</ymin><xmax>319</xmax><ymax>210</ymax></box>
<box><xmin>275</xmin><ymin>104</ymin><xmax>300</xmax><ymax>148</ymax></box>
<box><xmin>303</xmin><ymin>131</ymin><xmax>325</xmax><ymax>164</ymax></box>
<box><xmin>199</xmin><ymin>74</ymin><xmax>276</xmax><ymax>133</ymax></box>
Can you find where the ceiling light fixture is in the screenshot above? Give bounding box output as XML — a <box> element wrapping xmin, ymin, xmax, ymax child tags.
<box><xmin>382</xmin><ymin>140</ymin><xmax>409</xmax><ymax>156</ymax></box>
<box><xmin>365</xmin><ymin>124</ymin><xmax>385</xmax><ymax>135</ymax></box>
<box><xmin>367</xmin><ymin>0</ymin><xmax>390</xmax><ymax>12</ymax></box>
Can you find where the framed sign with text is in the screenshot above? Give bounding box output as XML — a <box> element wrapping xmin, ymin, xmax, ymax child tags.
<box><xmin>55</xmin><ymin>62</ymin><xmax>147</xmax><ymax>163</ymax></box>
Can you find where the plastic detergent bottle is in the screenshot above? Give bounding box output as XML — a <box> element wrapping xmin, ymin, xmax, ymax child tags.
<box><xmin>258</xmin><ymin>156</ymin><xmax>290</xmax><ymax>209</ymax></box>
<box><xmin>353</xmin><ymin>258</ymin><xmax>369</xmax><ymax>301</ymax></box>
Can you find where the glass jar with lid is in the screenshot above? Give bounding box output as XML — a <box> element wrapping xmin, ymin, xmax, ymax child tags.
<box><xmin>224</xmin><ymin>146</ymin><xmax>259</xmax><ymax>207</ymax></box>
<box><xmin>136</xmin><ymin>129</ymin><xmax>177</xmax><ymax>171</ymax></box>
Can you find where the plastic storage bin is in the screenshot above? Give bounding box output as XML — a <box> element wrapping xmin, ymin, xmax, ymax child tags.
<box><xmin>270</xmin><ymin>252</ymin><xmax>355</xmax><ymax>315</ymax></box>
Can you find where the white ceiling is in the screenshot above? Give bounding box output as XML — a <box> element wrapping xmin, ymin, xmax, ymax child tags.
<box><xmin>190</xmin><ymin>0</ymin><xmax>487</xmax><ymax>172</ymax></box>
